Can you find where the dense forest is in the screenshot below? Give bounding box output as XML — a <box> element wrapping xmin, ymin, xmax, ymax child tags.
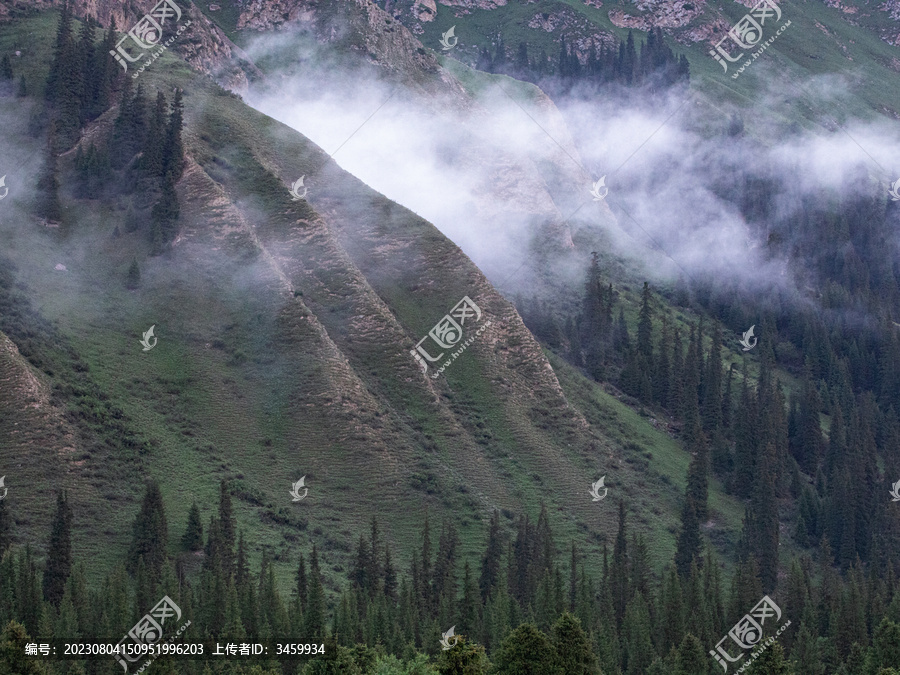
<box><xmin>472</xmin><ymin>28</ymin><xmax>690</xmax><ymax>93</ymax></box>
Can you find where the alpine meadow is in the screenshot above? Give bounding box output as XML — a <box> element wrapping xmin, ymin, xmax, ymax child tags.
<box><xmin>3</xmin><ymin>0</ymin><xmax>900</xmax><ymax>673</ymax></box>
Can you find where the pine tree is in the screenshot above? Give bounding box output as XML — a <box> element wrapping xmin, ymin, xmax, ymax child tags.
<box><xmin>111</xmin><ymin>80</ymin><xmax>147</xmax><ymax>167</ymax></box>
<box><xmin>551</xmin><ymin>612</ymin><xmax>600</xmax><ymax>674</ymax></box>
<box><xmin>436</xmin><ymin>635</ymin><xmax>490</xmax><ymax>674</ymax></box>
<box><xmin>150</xmin><ymin>175</ymin><xmax>180</xmax><ymax>253</ymax></box>
<box><xmin>674</xmin><ymin>497</ymin><xmax>701</xmax><ymax>578</ymax></box>
<box><xmin>217</xmin><ymin>480</ymin><xmax>235</xmax><ymax>578</ymax></box>
<box><xmin>124</xmin><ymin>257</ymin><xmax>141</xmax><ymax>290</ymax></box>
<box><xmin>181</xmin><ymin>502</ymin><xmax>203</xmax><ymax>550</ymax></box>
<box><xmin>749</xmin><ymin>442</ymin><xmax>780</xmax><ymax>591</ymax></box>
<box><xmin>746</xmin><ymin>642</ymin><xmax>794</xmax><ymax>674</ymax></box>
<box><xmin>126</xmin><ymin>480</ymin><xmax>168</xmax><ymax>581</ymax></box>
<box><xmin>0</xmin><ymin>620</ymin><xmax>47</xmax><ymax>674</ymax></box>
<box><xmin>382</xmin><ymin>546</ymin><xmax>397</xmax><ymax>601</ymax></box>
<box><xmin>610</xmin><ymin>501</ymin><xmax>629</xmax><ymax>625</ymax></box>
<box><xmin>0</xmin><ymin>55</ymin><xmax>12</xmax><ymax>96</ymax></box>
<box><xmin>42</xmin><ymin>492</ymin><xmax>72</xmax><ymax>607</ymax></box>
<box><xmin>684</xmin><ymin>417</ymin><xmax>709</xmax><ymax>521</ymax></box>
<box><xmin>0</xmin><ymin>498</ymin><xmax>10</xmax><ymax>558</ymax></box>
<box><xmin>491</xmin><ymin>623</ymin><xmax>562</xmax><ymax>675</ymax></box>
<box><xmin>305</xmin><ymin>545</ymin><xmax>325</xmax><ymax>639</ymax></box>
<box><xmin>637</xmin><ymin>281</ymin><xmax>654</xmax><ymax>363</ymax></box>
<box><xmin>162</xmin><ymin>87</ymin><xmax>184</xmax><ymax>181</ymax></box>
<box><xmin>142</xmin><ymin>91</ymin><xmax>167</xmax><ymax>177</ymax></box>
<box><xmin>623</xmin><ymin>591</ymin><xmax>655</xmax><ymax>674</ymax></box>
<box><xmin>36</xmin><ymin>127</ymin><xmax>62</xmax><ymax>223</ymax></box>
<box><xmin>674</xmin><ymin>633</ymin><xmax>707</xmax><ymax>675</ymax></box>
<box><xmin>658</xmin><ymin>567</ymin><xmax>684</xmax><ymax>655</ymax></box>
<box><xmin>478</xmin><ymin>511</ymin><xmax>502</xmax><ymax>606</ymax></box>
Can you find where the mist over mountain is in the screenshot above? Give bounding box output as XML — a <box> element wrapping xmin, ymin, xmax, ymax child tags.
<box><xmin>1</xmin><ymin>0</ymin><xmax>900</xmax><ymax>673</ymax></box>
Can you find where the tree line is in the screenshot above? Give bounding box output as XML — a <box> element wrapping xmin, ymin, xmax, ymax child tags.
<box><xmin>474</xmin><ymin>28</ymin><xmax>689</xmax><ymax>92</ymax></box>
<box><xmin>3</xmin><ymin>477</ymin><xmax>900</xmax><ymax>673</ymax></box>
<box><xmin>26</xmin><ymin>3</ymin><xmax>184</xmax><ymax>258</ymax></box>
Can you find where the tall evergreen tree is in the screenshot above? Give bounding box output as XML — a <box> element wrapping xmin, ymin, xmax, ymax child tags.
<box><xmin>162</xmin><ymin>87</ymin><xmax>184</xmax><ymax>181</ymax></box>
<box><xmin>305</xmin><ymin>544</ymin><xmax>325</xmax><ymax>639</ymax></box>
<box><xmin>126</xmin><ymin>480</ymin><xmax>168</xmax><ymax>581</ymax></box>
<box><xmin>674</xmin><ymin>497</ymin><xmax>701</xmax><ymax>578</ymax></box>
<box><xmin>610</xmin><ymin>501</ymin><xmax>629</xmax><ymax>626</ymax></box>
<box><xmin>181</xmin><ymin>502</ymin><xmax>203</xmax><ymax>551</ymax></box>
<box><xmin>551</xmin><ymin>612</ymin><xmax>600</xmax><ymax>674</ymax></box>
<box><xmin>480</xmin><ymin>510</ymin><xmax>502</xmax><ymax>602</ymax></box>
<box><xmin>42</xmin><ymin>491</ymin><xmax>72</xmax><ymax>607</ymax></box>
<box><xmin>217</xmin><ymin>480</ymin><xmax>235</xmax><ymax>578</ymax></box>
<box><xmin>0</xmin><ymin>498</ymin><xmax>10</xmax><ymax>559</ymax></box>
<box><xmin>491</xmin><ymin>622</ymin><xmax>562</xmax><ymax>675</ymax></box>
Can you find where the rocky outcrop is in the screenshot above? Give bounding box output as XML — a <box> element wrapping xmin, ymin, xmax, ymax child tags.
<box><xmin>2</xmin><ymin>0</ymin><xmax>258</xmax><ymax>91</ymax></box>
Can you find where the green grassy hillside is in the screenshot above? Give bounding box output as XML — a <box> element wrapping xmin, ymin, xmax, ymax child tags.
<box><xmin>0</xmin><ymin>8</ymin><xmax>775</xmax><ymax>608</ymax></box>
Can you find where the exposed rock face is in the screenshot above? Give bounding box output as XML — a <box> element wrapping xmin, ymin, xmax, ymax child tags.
<box><xmin>436</xmin><ymin>0</ymin><xmax>508</xmax><ymax>8</ymax></box>
<box><xmin>2</xmin><ymin>0</ymin><xmax>257</xmax><ymax>91</ymax></box>
<box><xmin>237</xmin><ymin>0</ymin><xmax>317</xmax><ymax>30</ymax></box>
<box><xmin>608</xmin><ymin>0</ymin><xmax>705</xmax><ymax>32</ymax></box>
<box><xmin>413</xmin><ymin>0</ymin><xmax>437</xmax><ymax>22</ymax></box>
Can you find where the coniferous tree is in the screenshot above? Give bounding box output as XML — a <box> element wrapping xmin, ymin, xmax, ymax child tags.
<box><xmin>637</xmin><ymin>281</ymin><xmax>654</xmax><ymax>364</ymax></box>
<box><xmin>110</xmin><ymin>80</ymin><xmax>147</xmax><ymax>167</ymax></box>
<box><xmin>150</xmin><ymin>175</ymin><xmax>180</xmax><ymax>252</ymax></box>
<box><xmin>162</xmin><ymin>87</ymin><xmax>184</xmax><ymax>181</ymax></box>
<box><xmin>674</xmin><ymin>497</ymin><xmax>701</xmax><ymax>578</ymax></box>
<box><xmin>383</xmin><ymin>546</ymin><xmax>398</xmax><ymax>602</ymax></box>
<box><xmin>181</xmin><ymin>502</ymin><xmax>203</xmax><ymax>551</ymax></box>
<box><xmin>623</xmin><ymin>591</ymin><xmax>655</xmax><ymax>674</ymax></box>
<box><xmin>305</xmin><ymin>544</ymin><xmax>325</xmax><ymax>639</ymax></box>
<box><xmin>491</xmin><ymin>622</ymin><xmax>562</xmax><ymax>675</ymax></box>
<box><xmin>217</xmin><ymin>480</ymin><xmax>235</xmax><ymax>578</ymax></box>
<box><xmin>124</xmin><ymin>257</ymin><xmax>141</xmax><ymax>290</ymax></box>
<box><xmin>748</xmin><ymin>442</ymin><xmax>780</xmax><ymax>591</ymax></box>
<box><xmin>610</xmin><ymin>501</ymin><xmax>629</xmax><ymax>626</ymax></box>
<box><xmin>142</xmin><ymin>91</ymin><xmax>167</xmax><ymax>178</ymax></box>
<box><xmin>479</xmin><ymin>510</ymin><xmax>502</xmax><ymax>602</ymax></box>
<box><xmin>126</xmin><ymin>480</ymin><xmax>168</xmax><ymax>581</ymax></box>
<box><xmin>674</xmin><ymin>633</ymin><xmax>707</xmax><ymax>675</ymax></box>
<box><xmin>436</xmin><ymin>635</ymin><xmax>489</xmax><ymax>674</ymax></box>
<box><xmin>746</xmin><ymin>642</ymin><xmax>794</xmax><ymax>674</ymax></box>
<box><xmin>36</xmin><ymin>127</ymin><xmax>62</xmax><ymax>222</ymax></box>
<box><xmin>42</xmin><ymin>491</ymin><xmax>72</xmax><ymax>607</ymax></box>
<box><xmin>0</xmin><ymin>620</ymin><xmax>47</xmax><ymax>674</ymax></box>
<box><xmin>0</xmin><ymin>498</ymin><xmax>10</xmax><ymax>558</ymax></box>
<box><xmin>684</xmin><ymin>416</ymin><xmax>709</xmax><ymax>521</ymax></box>
<box><xmin>551</xmin><ymin>612</ymin><xmax>600</xmax><ymax>675</ymax></box>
